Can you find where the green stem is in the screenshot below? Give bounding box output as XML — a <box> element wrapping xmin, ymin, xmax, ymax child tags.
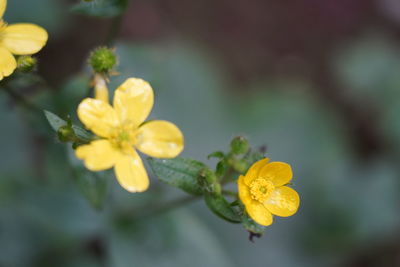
<box><xmin>1</xmin><ymin>85</ymin><xmax>41</xmax><ymax>112</ymax></box>
<box><xmin>133</xmin><ymin>195</ymin><xmax>200</xmax><ymax>221</ymax></box>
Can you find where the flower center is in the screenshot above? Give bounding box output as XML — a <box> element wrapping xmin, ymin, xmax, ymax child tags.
<box><xmin>109</xmin><ymin>122</ymin><xmax>137</xmax><ymax>152</ymax></box>
<box><xmin>249</xmin><ymin>178</ymin><xmax>275</xmax><ymax>203</ymax></box>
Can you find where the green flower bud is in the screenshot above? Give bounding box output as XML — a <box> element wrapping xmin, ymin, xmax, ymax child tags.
<box><xmin>17</xmin><ymin>56</ymin><xmax>37</xmax><ymax>73</ymax></box>
<box><xmin>232</xmin><ymin>159</ymin><xmax>248</xmax><ymax>174</ymax></box>
<box><xmin>57</xmin><ymin>125</ymin><xmax>76</xmax><ymax>142</ymax></box>
<box><xmin>230</xmin><ymin>136</ymin><xmax>249</xmax><ymax>154</ymax></box>
<box><xmin>89</xmin><ymin>47</ymin><xmax>117</xmax><ymax>74</ymax></box>
<box><xmin>201</xmin><ymin>168</ymin><xmax>217</xmax><ymax>185</ymax></box>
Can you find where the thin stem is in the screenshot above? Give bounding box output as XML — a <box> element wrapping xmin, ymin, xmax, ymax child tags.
<box><xmin>133</xmin><ymin>195</ymin><xmax>200</xmax><ymax>221</ymax></box>
<box><xmin>1</xmin><ymin>85</ymin><xmax>41</xmax><ymax>112</ymax></box>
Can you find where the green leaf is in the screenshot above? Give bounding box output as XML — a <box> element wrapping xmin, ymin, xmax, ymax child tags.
<box><xmin>241</xmin><ymin>212</ymin><xmax>266</xmax><ymax>235</ymax></box>
<box><xmin>215</xmin><ymin>159</ymin><xmax>228</xmax><ymax>178</ymax></box>
<box><xmin>71</xmin><ymin>125</ymin><xmax>95</xmax><ymax>142</ymax></box>
<box><xmin>147</xmin><ymin>157</ymin><xmax>206</xmax><ymax>195</ymax></box>
<box><xmin>204</xmin><ymin>194</ymin><xmax>241</xmax><ymax>223</ymax></box>
<box><xmin>207</xmin><ymin>151</ymin><xmax>224</xmax><ymax>159</ymax></box>
<box><xmin>44</xmin><ymin>110</ymin><xmax>95</xmax><ymax>142</ymax></box>
<box><xmin>44</xmin><ymin>110</ymin><xmax>67</xmax><ymax>131</ymax></box>
<box><xmin>71</xmin><ymin>0</ymin><xmax>129</xmax><ymax>18</ymax></box>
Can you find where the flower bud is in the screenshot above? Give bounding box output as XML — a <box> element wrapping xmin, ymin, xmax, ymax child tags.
<box><xmin>57</xmin><ymin>125</ymin><xmax>76</xmax><ymax>142</ymax></box>
<box><xmin>89</xmin><ymin>47</ymin><xmax>117</xmax><ymax>74</ymax></box>
<box><xmin>17</xmin><ymin>56</ymin><xmax>37</xmax><ymax>73</ymax></box>
<box><xmin>232</xmin><ymin>159</ymin><xmax>248</xmax><ymax>174</ymax></box>
<box><xmin>201</xmin><ymin>168</ymin><xmax>217</xmax><ymax>185</ymax></box>
<box><xmin>230</xmin><ymin>136</ymin><xmax>249</xmax><ymax>154</ymax></box>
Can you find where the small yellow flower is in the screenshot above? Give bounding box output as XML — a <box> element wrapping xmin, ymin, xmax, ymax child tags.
<box><xmin>75</xmin><ymin>78</ymin><xmax>184</xmax><ymax>192</ymax></box>
<box><xmin>238</xmin><ymin>158</ymin><xmax>300</xmax><ymax>226</ymax></box>
<box><xmin>0</xmin><ymin>0</ymin><xmax>48</xmax><ymax>80</ymax></box>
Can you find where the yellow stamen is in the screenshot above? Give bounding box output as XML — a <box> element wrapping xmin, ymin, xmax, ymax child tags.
<box><xmin>109</xmin><ymin>122</ymin><xmax>138</xmax><ymax>152</ymax></box>
<box><xmin>250</xmin><ymin>178</ymin><xmax>275</xmax><ymax>202</ymax></box>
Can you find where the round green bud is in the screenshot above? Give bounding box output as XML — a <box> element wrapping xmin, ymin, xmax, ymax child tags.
<box><xmin>232</xmin><ymin>159</ymin><xmax>248</xmax><ymax>174</ymax></box>
<box><xmin>89</xmin><ymin>47</ymin><xmax>117</xmax><ymax>74</ymax></box>
<box><xmin>201</xmin><ymin>168</ymin><xmax>217</xmax><ymax>185</ymax></box>
<box><xmin>57</xmin><ymin>125</ymin><xmax>76</xmax><ymax>142</ymax></box>
<box><xmin>230</xmin><ymin>136</ymin><xmax>250</xmax><ymax>154</ymax></box>
<box><xmin>17</xmin><ymin>56</ymin><xmax>37</xmax><ymax>73</ymax></box>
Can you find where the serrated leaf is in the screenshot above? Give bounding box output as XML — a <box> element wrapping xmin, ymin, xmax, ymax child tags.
<box><xmin>147</xmin><ymin>157</ymin><xmax>205</xmax><ymax>195</ymax></box>
<box><xmin>204</xmin><ymin>194</ymin><xmax>241</xmax><ymax>223</ymax></box>
<box><xmin>44</xmin><ymin>110</ymin><xmax>67</xmax><ymax>131</ymax></box>
<box><xmin>71</xmin><ymin>0</ymin><xmax>129</xmax><ymax>18</ymax></box>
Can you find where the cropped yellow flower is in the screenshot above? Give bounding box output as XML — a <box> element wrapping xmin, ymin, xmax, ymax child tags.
<box><xmin>238</xmin><ymin>158</ymin><xmax>300</xmax><ymax>226</ymax></box>
<box><xmin>75</xmin><ymin>78</ymin><xmax>184</xmax><ymax>192</ymax></box>
<box><xmin>0</xmin><ymin>0</ymin><xmax>48</xmax><ymax>80</ymax></box>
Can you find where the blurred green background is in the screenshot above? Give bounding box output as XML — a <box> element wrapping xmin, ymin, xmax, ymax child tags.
<box><xmin>2</xmin><ymin>0</ymin><xmax>400</xmax><ymax>266</ymax></box>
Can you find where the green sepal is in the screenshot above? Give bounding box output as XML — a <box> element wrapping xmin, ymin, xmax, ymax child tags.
<box><xmin>71</xmin><ymin>0</ymin><xmax>129</xmax><ymax>18</ymax></box>
<box><xmin>147</xmin><ymin>157</ymin><xmax>206</xmax><ymax>195</ymax></box>
<box><xmin>204</xmin><ymin>194</ymin><xmax>241</xmax><ymax>223</ymax></box>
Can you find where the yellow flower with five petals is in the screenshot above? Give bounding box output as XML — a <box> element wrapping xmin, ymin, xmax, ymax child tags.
<box><xmin>76</xmin><ymin>78</ymin><xmax>184</xmax><ymax>193</ymax></box>
<box><xmin>0</xmin><ymin>0</ymin><xmax>48</xmax><ymax>80</ymax></box>
<box><xmin>238</xmin><ymin>158</ymin><xmax>300</xmax><ymax>226</ymax></box>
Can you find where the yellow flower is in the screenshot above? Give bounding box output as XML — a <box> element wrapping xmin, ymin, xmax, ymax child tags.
<box><xmin>238</xmin><ymin>158</ymin><xmax>300</xmax><ymax>226</ymax></box>
<box><xmin>75</xmin><ymin>78</ymin><xmax>184</xmax><ymax>192</ymax></box>
<box><xmin>0</xmin><ymin>0</ymin><xmax>48</xmax><ymax>80</ymax></box>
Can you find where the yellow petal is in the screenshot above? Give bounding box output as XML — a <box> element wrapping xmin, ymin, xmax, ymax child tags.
<box><xmin>264</xmin><ymin>186</ymin><xmax>300</xmax><ymax>217</ymax></box>
<box><xmin>113</xmin><ymin>78</ymin><xmax>154</xmax><ymax>126</ymax></box>
<box><xmin>0</xmin><ymin>47</ymin><xmax>16</xmax><ymax>80</ymax></box>
<box><xmin>0</xmin><ymin>0</ymin><xmax>6</xmax><ymax>18</ymax></box>
<box><xmin>1</xmin><ymin>23</ymin><xmax>48</xmax><ymax>55</ymax></box>
<box><xmin>238</xmin><ymin>175</ymin><xmax>252</xmax><ymax>205</ymax></box>
<box><xmin>245</xmin><ymin>200</ymin><xmax>273</xmax><ymax>226</ymax></box>
<box><xmin>75</xmin><ymin>140</ymin><xmax>119</xmax><ymax>171</ymax></box>
<box><xmin>135</xmin><ymin>120</ymin><xmax>184</xmax><ymax>158</ymax></box>
<box><xmin>77</xmin><ymin>98</ymin><xmax>119</xmax><ymax>138</ymax></box>
<box><xmin>244</xmin><ymin>158</ymin><xmax>270</xmax><ymax>186</ymax></box>
<box><xmin>259</xmin><ymin>162</ymin><xmax>292</xmax><ymax>187</ymax></box>
<box><xmin>114</xmin><ymin>149</ymin><xmax>149</xmax><ymax>192</ymax></box>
